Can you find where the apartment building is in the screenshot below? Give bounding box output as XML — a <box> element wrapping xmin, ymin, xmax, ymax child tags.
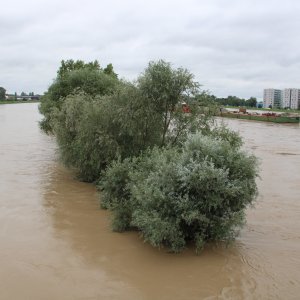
<box><xmin>263</xmin><ymin>88</ymin><xmax>300</xmax><ymax>109</ymax></box>
<box><xmin>282</xmin><ymin>89</ymin><xmax>300</xmax><ymax>109</ymax></box>
<box><xmin>263</xmin><ymin>89</ymin><xmax>282</xmax><ymax>108</ymax></box>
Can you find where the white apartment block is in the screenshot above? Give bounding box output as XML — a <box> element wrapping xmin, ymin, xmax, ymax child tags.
<box><xmin>282</xmin><ymin>89</ymin><xmax>300</xmax><ymax>109</ymax></box>
<box><xmin>263</xmin><ymin>88</ymin><xmax>300</xmax><ymax>109</ymax></box>
<box><xmin>263</xmin><ymin>89</ymin><xmax>282</xmax><ymax>108</ymax></box>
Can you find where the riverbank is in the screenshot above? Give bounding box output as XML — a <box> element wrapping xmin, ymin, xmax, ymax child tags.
<box><xmin>0</xmin><ymin>100</ymin><xmax>40</xmax><ymax>105</ymax></box>
<box><xmin>218</xmin><ymin>107</ymin><xmax>300</xmax><ymax>123</ymax></box>
<box><xmin>224</xmin><ymin>105</ymin><xmax>300</xmax><ymax>114</ymax></box>
<box><xmin>220</xmin><ymin>112</ymin><xmax>300</xmax><ymax>123</ymax></box>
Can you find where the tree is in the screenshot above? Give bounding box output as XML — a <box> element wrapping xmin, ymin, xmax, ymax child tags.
<box><xmin>50</xmin><ymin>86</ymin><xmax>162</xmax><ymax>181</ymax></box>
<box><xmin>245</xmin><ymin>97</ymin><xmax>257</xmax><ymax>107</ymax></box>
<box><xmin>43</xmin><ymin>59</ymin><xmax>216</xmax><ymax>182</ymax></box>
<box><xmin>57</xmin><ymin>59</ymin><xmax>101</xmax><ymax>78</ymax></box>
<box><xmin>39</xmin><ymin>60</ymin><xmax>120</xmax><ymax>133</ymax></box>
<box><xmin>214</xmin><ymin>96</ymin><xmax>246</xmax><ymax>107</ymax></box>
<box><xmin>137</xmin><ymin>60</ymin><xmax>202</xmax><ymax>146</ymax></box>
<box><xmin>0</xmin><ymin>87</ymin><xmax>6</xmax><ymax>100</ymax></box>
<box><xmin>104</xmin><ymin>63</ymin><xmax>118</xmax><ymax>78</ymax></box>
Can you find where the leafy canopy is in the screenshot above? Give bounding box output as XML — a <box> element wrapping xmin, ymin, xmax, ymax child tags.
<box><xmin>43</xmin><ymin>60</ymin><xmax>218</xmax><ymax>181</ymax></box>
<box><xmin>39</xmin><ymin>59</ymin><xmax>120</xmax><ymax>133</ymax></box>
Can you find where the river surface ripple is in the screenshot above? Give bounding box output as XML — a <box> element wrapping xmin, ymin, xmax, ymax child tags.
<box><xmin>0</xmin><ymin>103</ymin><xmax>299</xmax><ymax>299</ymax></box>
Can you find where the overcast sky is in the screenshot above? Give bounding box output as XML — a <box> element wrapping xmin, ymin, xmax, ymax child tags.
<box><xmin>1</xmin><ymin>0</ymin><xmax>300</xmax><ymax>99</ymax></box>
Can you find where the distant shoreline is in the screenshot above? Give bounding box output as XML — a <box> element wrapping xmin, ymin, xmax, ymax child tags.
<box><xmin>219</xmin><ymin>112</ymin><xmax>300</xmax><ymax>123</ymax></box>
<box><xmin>0</xmin><ymin>100</ymin><xmax>40</xmax><ymax>105</ymax></box>
<box><xmin>223</xmin><ymin>105</ymin><xmax>300</xmax><ymax>114</ymax></box>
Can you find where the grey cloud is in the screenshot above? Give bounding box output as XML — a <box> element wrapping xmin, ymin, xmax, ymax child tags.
<box><xmin>0</xmin><ymin>0</ymin><xmax>299</xmax><ymax>98</ymax></box>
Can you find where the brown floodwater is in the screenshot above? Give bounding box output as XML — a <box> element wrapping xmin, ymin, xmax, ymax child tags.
<box><xmin>0</xmin><ymin>103</ymin><xmax>299</xmax><ymax>299</ymax></box>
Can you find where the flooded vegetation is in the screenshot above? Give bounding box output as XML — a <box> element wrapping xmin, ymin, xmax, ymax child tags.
<box><xmin>0</xmin><ymin>103</ymin><xmax>299</xmax><ymax>299</ymax></box>
<box><xmin>39</xmin><ymin>60</ymin><xmax>259</xmax><ymax>252</ymax></box>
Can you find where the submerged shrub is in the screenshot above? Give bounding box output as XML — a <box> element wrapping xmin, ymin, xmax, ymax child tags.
<box><xmin>100</xmin><ymin>133</ymin><xmax>258</xmax><ymax>253</ymax></box>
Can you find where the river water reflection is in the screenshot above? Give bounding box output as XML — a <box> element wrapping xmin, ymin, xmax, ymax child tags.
<box><xmin>0</xmin><ymin>103</ymin><xmax>299</xmax><ymax>299</ymax></box>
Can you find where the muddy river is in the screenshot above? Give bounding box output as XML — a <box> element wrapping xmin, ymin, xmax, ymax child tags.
<box><xmin>0</xmin><ymin>103</ymin><xmax>299</xmax><ymax>299</ymax></box>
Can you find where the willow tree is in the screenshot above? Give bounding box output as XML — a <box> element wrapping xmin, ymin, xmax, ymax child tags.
<box><xmin>39</xmin><ymin>60</ymin><xmax>120</xmax><ymax>133</ymax></box>
<box><xmin>137</xmin><ymin>60</ymin><xmax>208</xmax><ymax>146</ymax></box>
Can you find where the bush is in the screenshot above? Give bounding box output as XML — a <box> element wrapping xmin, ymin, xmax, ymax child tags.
<box><xmin>99</xmin><ymin>133</ymin><xmax>258</xmax><ymax>253</ymax></box>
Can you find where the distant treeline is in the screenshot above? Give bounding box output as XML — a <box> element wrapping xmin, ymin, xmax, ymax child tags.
<box><xmin>0</xmin><ymin>88</ymin><xmax>41</xmax><ymax>101</ymax></box>
<box><xmin>212</xmin><ymin>95</ymin><xmax>258</xmax><ymax>107</ymax></box>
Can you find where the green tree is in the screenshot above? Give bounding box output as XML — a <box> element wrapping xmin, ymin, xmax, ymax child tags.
<box><xmin>50</xmin><ymin>83</ymin><xmax>162</xmax><ymax>181</ymax></box>
<box><xmin>103</xmin><ymin>63</ymin><xmax>118</xmax><ymax>79</ymax></box>
<box><xmin>215</xmin><ymin>96</ymin><xmax>246</xmax><ymax>107</ymax></box>
<box><xmin>245</xmin><ymin>97</ymin><xmax>257</xmax><ymax>107</ymax></box>
<box><xmin>44</xmin><ymin>59</ymin><xmax>216</xmax><ymax>182</ymax></box>
<box><xmin>0</xmin><ymin>87</ymin><xmax>6</xmax><ymax>100</ymax></box>
<box><xmin>137</xmin><ymin>60</ymin><xmax>204</xmax><ymax>146</ymax></box>
<box><xmin>39</xmin><ymin>60</ymin><xmax>120</xmax><ymax>133</ymax></box>
<box><xmin>57</xmin><ymin>59</ymin><xmax>101</xmax><ymax>78</ymax></box>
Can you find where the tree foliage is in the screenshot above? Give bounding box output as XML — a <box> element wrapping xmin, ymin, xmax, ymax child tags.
<box><xmin>215</xmin><ymin>95</ymin><xmax>257</xmax><ymax>107</ymax></box>
<box><xmin>44</xmin><ymin>60</ymin><xmax>217</xmax><ymax>182</ymax></box>
<box><xmin>50</xmin><ymin>84</ymin><xmax>162</xmax><ymax>181</ymax></box>
<box><xmin>103</xmin><ymin>63</ymin><xmax>118</xmax><ymax>79</ymax></box>
<box><xmin>137</xmin><ymin>60</ymin><xmax>203</xmax><ymax>146</ymax></box>
<box><xmin>57</xmin><ymin>59</ymin><xmax>101</xmax><ymax>78</ymax></box>
<box><xmin>39</xmin><ymin>60</ymin><xmax>120</xmax><ymax>133</ymax></box>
